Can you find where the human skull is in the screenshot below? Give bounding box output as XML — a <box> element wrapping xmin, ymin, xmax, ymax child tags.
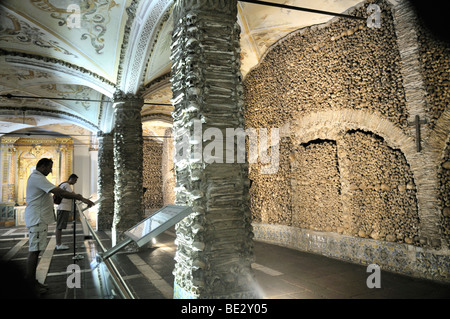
<box><xmin>186</xmin><ymin>13</ymin><xmax>197</xmax><ymax>26</ymax></box>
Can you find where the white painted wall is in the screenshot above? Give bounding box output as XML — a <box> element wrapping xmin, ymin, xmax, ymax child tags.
<box><xmin>73</xmin><ymin>145</ymin><xmax>98</xmax><ymax>198</ymax></box>
<box><xmin>90</xmin><ymin>149</ymin><xmax>98</xmax><ymax>197</ymax></box>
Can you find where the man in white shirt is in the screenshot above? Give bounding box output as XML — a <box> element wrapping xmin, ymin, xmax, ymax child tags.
<box><xmin>55</xmin><ymin>174</ymin><xmax>79</xmax><ymax>250</ymax></box>
<box><xmin>25</xmin><ymin>158</ymin><xmax>94</xmax><ymax>295</ymax></box>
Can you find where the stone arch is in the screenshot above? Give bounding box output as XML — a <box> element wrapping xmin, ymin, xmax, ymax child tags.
<box><xmin>429</xmin><ymin>107</ymin><xmax>450</xmax><ymax>159</ymax></box>
<box><xmin>142</xmin><ymin>114</ymin><xmax>173</xmax><ymax>125</ymax></box>
<box><xmin>0</xmin><ymin>107</ymin><xmax>99</xmax><ymax>133</ymax></box>
<box><xmin>292</xmin><ymin>109</ymin><xmax>440</xmax><ymax>244</ymax></box>
<box><xmin>2</xmin><ymin>55</ymin><xmax>115</xmax><ymax>97</ymax></box>
<box><xmin>119</xmin><ymin>0</ymin><xmax>173</xmax><ymax>94</ymax></box>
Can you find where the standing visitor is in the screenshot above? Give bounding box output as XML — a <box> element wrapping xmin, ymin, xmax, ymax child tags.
<box><xmin>24</xmin><ymin>158</ymin><xmax>94</xmax><ymax>295</ymax></box>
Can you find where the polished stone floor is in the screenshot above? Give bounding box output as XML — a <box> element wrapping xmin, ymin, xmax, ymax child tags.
<box><xmin>1</xmin><ymin>222</ymin><xmax>449</xmax><ymax>302</ymax></box>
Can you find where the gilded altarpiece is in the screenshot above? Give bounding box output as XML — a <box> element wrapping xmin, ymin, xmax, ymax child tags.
<box><xmin>0</xmin><ymin>136</ymin><xmax>73</xmax><ymax>207</ymax></box>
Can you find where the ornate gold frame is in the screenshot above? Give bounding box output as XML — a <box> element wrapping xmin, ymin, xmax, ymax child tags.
<box><xmin>0</xmin><ymin>136</ymin><xmax>73</xmax><ymax>205</ymax></box>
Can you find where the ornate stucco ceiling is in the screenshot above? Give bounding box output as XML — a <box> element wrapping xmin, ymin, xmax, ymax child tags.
<box><xmin>1</xmin><ymin>0</ymin><xmax>130</xmax><ymax>81</ymax></box>
<box><xmin>0</xmin><ymin>0</ymin><xmax>363</xmax><ymax>143</ymax></box>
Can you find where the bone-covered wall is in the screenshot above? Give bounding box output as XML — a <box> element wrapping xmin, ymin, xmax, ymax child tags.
<box><xmin>244</xmin><ymin>1</ymin><xmax>407</xmax><ymax>132</ymax></box>
<box><xmin>440</xmin><ymin>142</ymin><xmax>450</xmax><ymax>245</ymax></box>
<box><xmin>143</xmin><ymin>139</ymin><xmax>164</xmax><ymax>211</ymax></box>
<box><xmin>244</xmin><ymin>0</ymin><xmax>450</xmax><ymax>281</ymax></box>
<box><xmin>340</xmin><ymin>130</ymin><xmax>419</xmax><ymax>243</ymax></box>
<box><xmin>415</xmin><ymin>14</ymin><xmax>450</xmax><ymax>245</ymax></box>
<box><xmin>245</xmin><ymin>0</ymin><xmax>412</xmax><ymax>240</ymax></box>
<box><xmin>291</xmin><ymin>139</ymin><xmax>343</xmax><ymax>233</ymax></box>
<box><xmin>416</xmin><ymin>14</ymin><xmax>450</xmax><ymax>129</ymax></box>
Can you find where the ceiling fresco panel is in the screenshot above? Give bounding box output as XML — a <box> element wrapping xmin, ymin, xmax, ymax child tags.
<box><xmin>1</xmin><ymin>0</ymin><xmax>132</xmax><ymax>82</ymax></box>
<box><xmin>0</xmin><ymin>7</ymin><xmax>79</xmax><ymax>59</ymax></box>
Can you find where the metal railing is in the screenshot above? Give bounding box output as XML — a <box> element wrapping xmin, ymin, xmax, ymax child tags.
<box><xmin>78</xmin><ymin>203</ymin><xmax>135</xmax><ymax>299</ymax></box>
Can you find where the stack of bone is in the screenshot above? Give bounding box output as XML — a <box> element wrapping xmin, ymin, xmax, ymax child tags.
<box><xmin>440</xmin><ymin>144</ymin><xmax>450</xmax><ymax>247</ymax></box>
<box><xmin>142</xmin><ymin>139</ymin><xmax>163</xmax><ymax>210</ymax></box>
<box><xmin>342</xmin><ymin>130</ymin><xmax>419</xmax><ymax>244</ymax></box>
<box><xmin>291</xmin><ymin>140</ymin><xmax>343</xmax><ymax>232</ymax></box>
<box><xmin>416</xmin><ymin>12</ymin><xmax>450</xmax><ymax>129</ymax></box>
<box><xmin>249</xmin><ymin>138</ymin><xmax>293</xmax><ymax>224</ymax></box>
<box><xmin>244</xmin><ymin>0</ymin><xmax>408</xmax><ymax>132</ymax></box>
<box><xmin>162</xmin><ymin>128</ymin><xmax>176</xmax><ymax>206</ymax></box>
<box><xmin>171</xmin><ymin>1</ymin><xmax>255</xmax><ymax>298</ymax></box>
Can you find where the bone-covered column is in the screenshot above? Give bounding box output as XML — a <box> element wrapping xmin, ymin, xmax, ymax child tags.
<box><xmin>97</xmin><ymin>131</ymin><xmax>115</xmax><ymax>231</ymax></box>
<box><xmin>112</xmin><ymin>92</ymin><xmax>144</xmax><ymax>245</ymax></box>
<box><xmin>171</xmin><ymin>0</ymin><xmax>256</xmax><ymax>299</ymax></box>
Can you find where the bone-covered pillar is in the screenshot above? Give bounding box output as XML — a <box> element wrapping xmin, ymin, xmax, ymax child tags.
<box><xmin>97</xmin><ymin>131</ymin><xmax>114</xmax><ymax>231</ymax></box>
<box><xmin>112</xmin><ymin>91</ymin><xmax>144</xmax><ymax>245</ymax></box>
<box><xmin>171</xmin><ymin>0</ymin><xmax>257</xmax><ymax>299</ymax></box>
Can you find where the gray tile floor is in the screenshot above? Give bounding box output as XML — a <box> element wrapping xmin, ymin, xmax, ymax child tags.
<box><xmin>1</xmin><ymin>223</ymin><xmax>449</xmax><ymax>301</ymax></box>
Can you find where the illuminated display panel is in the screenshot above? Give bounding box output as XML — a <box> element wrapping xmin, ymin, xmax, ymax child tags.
<box><xmin>124</xmin><ymin>205</ymin><xmax>192</xmax><ymax>246</ymax></box>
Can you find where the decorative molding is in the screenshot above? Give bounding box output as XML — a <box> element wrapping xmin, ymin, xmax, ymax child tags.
<box><xmin>3</xmin><ymin>137</ymin><xmax>73</xmax><ymax>145</ymax></box>
<box><xmin>141</xmin><ymin>113</ymin><xmax>173</xmax><ymax>124</ymax></box>
<box><xmin>115</xmin><ymin>0</ymin><xmax>141</xmax><ymax>88</ymax></box>
<box><xmin>0</xmin><ymin>106</ymin><xmax>99</xmax><ymax>132</ymax></box>
<box><xmin>0</xmin><ymin>136</ymin><xmax>21</xmax><ymax>144</ymax></box>
<box><xmin>1</xmin><ymin>50</ymin><xmax>115</xmax><ymax>96</ymax></box>
<box><xmin>173</xmin><ymin>0</ymin><xmax>237</xmax><ymax>16</ymax></box>
<box><xmin>142</xmin><ymin>72</ymin><xmax>171</xmax><ymax>95</ymax></box>
<box><xmin>118</xmin><ymin>0</ymin><xmax>173</xmax><ymax>94</ymax></box>
<box><xmin>141</xmin><ymin>8</ymin><xmax>172</xmax><ymax>88</ymax></box>
<box><xmin>98</xmin><ymin>98</ymin><xmax>115</xmax><ymax>134</ymax></box>
<box><xmin>112</xmin><ymin>89</ymin><xmax>144</xmax><ymax>105</ymax></box>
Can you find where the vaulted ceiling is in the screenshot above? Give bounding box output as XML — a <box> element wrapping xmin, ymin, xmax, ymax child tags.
<box><xmin>0</xmin><ymin>0</ymin><xmax>363</xmax><ymax>144</ymax></box>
